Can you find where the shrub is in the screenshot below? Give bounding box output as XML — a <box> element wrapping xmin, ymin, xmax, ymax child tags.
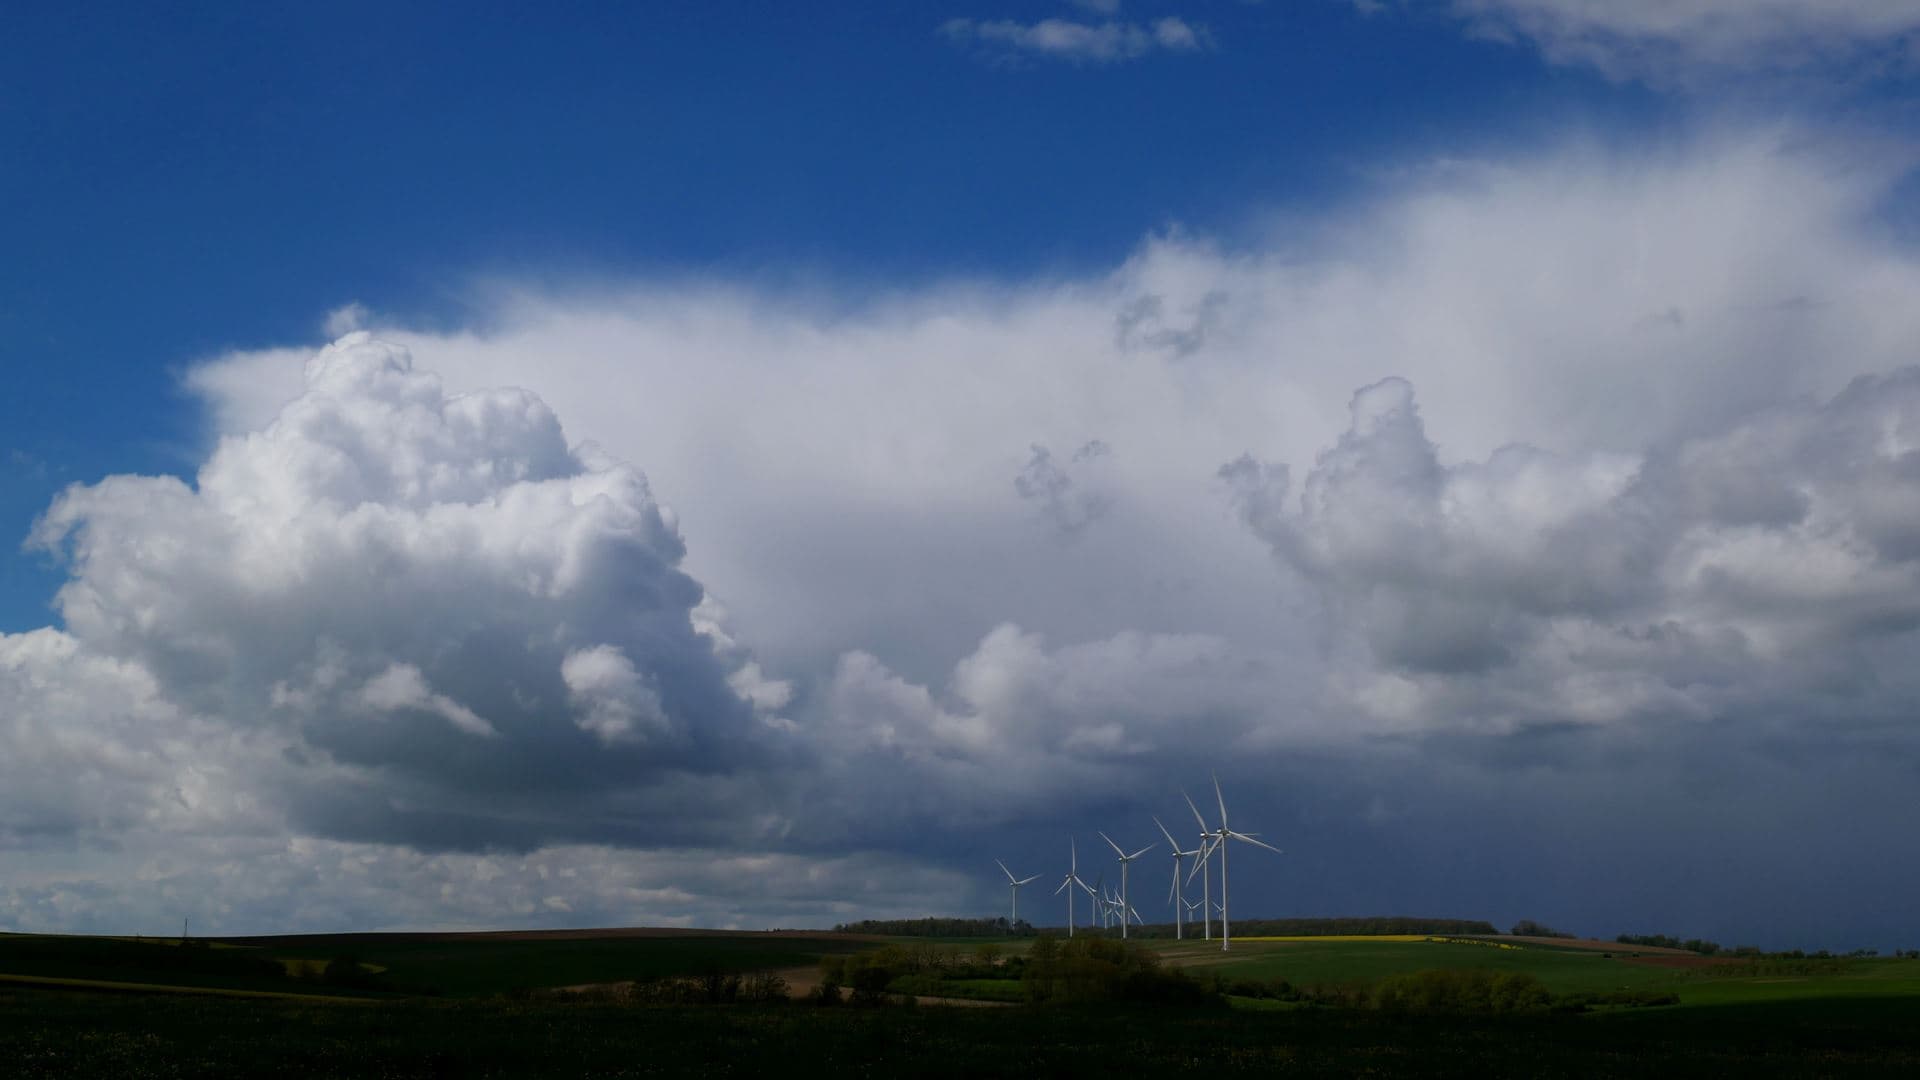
<box><xmin>843</xmin><ymin>956</ymin><xmax>894</xmax><ymax>1005</ymax></box>
<box><xmin>1371</xmin><ymin>970</ymin><xmax>1550</xmax><ymax>1014</ymax></box>
<box><xmin>1020</xmin><ymin>935</ymin><xmax>1216</xmax><ymax>1007</ymax></box>
<box><xmin>740</xmin><ymin>971</ymin><xmax>789</xmax><ymax>1003</ymax></box>
<box><xmin>322</xmin><ymin>954</ymin><xmax>377</xmax><ymax>988</ymax></box>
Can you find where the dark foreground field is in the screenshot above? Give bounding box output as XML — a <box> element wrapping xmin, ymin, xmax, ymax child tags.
<box><xmin>6</xmin><ymin>987</ymin><xmax>1920</xmax><ymax>1078</ymax></box>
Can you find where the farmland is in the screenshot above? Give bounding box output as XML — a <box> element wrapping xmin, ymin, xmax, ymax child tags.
<box><xmin>4</xmin><ymin>928</ymin><xmax>1919</xmax><ymax>1075</ymax></box>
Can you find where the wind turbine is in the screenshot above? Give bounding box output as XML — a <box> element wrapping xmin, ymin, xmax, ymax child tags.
<box><xmin>1182</xmin><ymin>789</ymin><xmax>1216</xmax><ymax>941</ymax></box>
<box><xmin>995</xmin><ymin>859</ymin><xmax>1040</xmax><ymax>928</ymax></box>
<box><xmin>1201</xmin><ymin>772</ymin><xmax>1282</xmax><ymax>952</ymax></box>
<box><xmin>1098</xmin><ymin>831</ymin><xmax>1155</xmax><ymax>940</ymax></box>
<box><xmin>1053</xmin><ymin>839</ymin><xmax>1095</xmax><ymax>937</ymax></box>
<box><xmin>1154</xmin><ymin>815</ymin><xmax>1200</xmax><ymax>940</ymax></box>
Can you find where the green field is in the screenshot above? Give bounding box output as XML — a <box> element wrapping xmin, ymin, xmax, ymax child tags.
<box><xmin>1143</xmin><ymin>935</ymin><xmax>1920</xmax><ymax>1006</ymax></box>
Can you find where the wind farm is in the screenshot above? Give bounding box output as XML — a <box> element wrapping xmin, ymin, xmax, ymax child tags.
<box><xmin>1016</xmin><ymin>773</ymin><xmax>1282</xmax><ymax>950</ymax></box>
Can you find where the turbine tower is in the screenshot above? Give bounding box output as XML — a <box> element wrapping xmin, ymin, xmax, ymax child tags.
<box><xmin>1098</xmin><ymin>831</ymin><xmax>1155</xmax><ymax>940</ymax></box>
<box><xmin>1053</xmin><ymin>839</ymin><xmax>1095</xmax><ymax>937</ymax></box>
<box><xmin>1203</xmin><ymin>772</ymin><xmax>1283</xmax><ymax>952</ymax></box>
<box><xmin>1154</xmin><ymin>815</ymin><xmax>1200</xmax><ymax>940</ymax></box>
<box><xmin>995</xmin><ymin>859</ymin><xmax>1040</xmax><ymax>928</ymax></box>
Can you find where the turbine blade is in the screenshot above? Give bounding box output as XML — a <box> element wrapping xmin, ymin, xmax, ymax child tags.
<box><xmin>1153</xmin><ymin>815</ymin><xmax>1179</xmax><ymax>850</ymax></box>
<box><xmin>1186</xmin><ymin>853</ymin><xmax>1208</xmax><ymax>886</ymax></box>
<box><xmin>996</xmin><ymin>858</ymin><xmax>1016</xmax><ymax>883</ymax></box>
<box><xmin>1126</xmin><ymin>843</ymin><xmax>1156</xmax><ymax>861</ymax></box>
<box><xmin>1054</xmin><ymin>877</ymin><xmax>1071</xmax><ymax>896</ymax></box>
<box><xmin>1229</xmin><ymin>830</ymin><xmax>1283</xmax><ymax>855</ymax></box>
<box><xmin>1183</xmin><ymin>789</ymin><xmax>1209</xmax><ymax>832</ymax></box>
<box><xmin>1098</xmin><ymin>830</ymin><xmax>1126</xmax><ymax>859</ymax></box>
<box><xmin>1016</xmin><ymin>874</ymin><xmax>1041</xmax><ymax>886</ymax></box>
<box><xmin>1213</xmin><ymin>771</ymin><xmax>1228</xmax><ymax>831</ymax></box>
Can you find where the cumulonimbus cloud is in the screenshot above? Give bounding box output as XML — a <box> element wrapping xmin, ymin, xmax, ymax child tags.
<box><xmin>22</xmin><ymin>334</ymin><xmax>781</xmax><ymax>854</ymax></box>
<box><xmin>9</xmin><ymin>126</ymin><xmax>1920</xmax><ymax>935</ymax></box>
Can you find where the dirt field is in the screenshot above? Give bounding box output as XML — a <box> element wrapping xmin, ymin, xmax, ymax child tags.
<box><xmin>550</xmin><ymin>965</ymin><xmax>1007</xmax><ymax>1008</ymax></box>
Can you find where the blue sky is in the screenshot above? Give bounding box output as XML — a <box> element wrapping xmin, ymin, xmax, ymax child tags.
<box><xmin>6</xmin><ymin>2</ymin><xmax>1920</xmax><ymax>947</ymax></box>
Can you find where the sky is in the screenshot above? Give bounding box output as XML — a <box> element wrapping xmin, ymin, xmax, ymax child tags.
<box><xmin>5</xmin><ymin>1</ymin><xmax>1920</xmax><ymax>950</ymax></box>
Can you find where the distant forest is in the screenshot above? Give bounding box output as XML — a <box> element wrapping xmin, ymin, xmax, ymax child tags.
<box><xmin>835</xmin><ymin>917</ymin><xmax>1035</xmax><ymax>937</ymax></box>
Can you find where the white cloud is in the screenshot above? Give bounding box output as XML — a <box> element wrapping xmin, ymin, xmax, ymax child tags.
<box><xmin>942</xmin><ymin>16</ymin><xmax>1210</xmax><ymax>64</ymax></box>
<box><xmin>27</xmin><ymin>332</ymin><xmax>772</xmax><ymax>853</ymax></box>
<box><xmin>359</xmin><ymin>662</ymin><xmax>498</xmax><ymax>738</ymax></box>
<box><xmin>1226</xmin><ymin>367</ymin><xmax>1920</xmax><ymax>733</ymax></box>
<box><xmin>562</xmin><ymin>645</ymin><xmax>673</xmax><ymax>744</ymax></box>
<box><xmin>1014</xmin><ymin>439</ymin><xmax>1115</xmax><ymax>536</ymax></box>
<box><xmin>1448</xmin><ymin>0</ymin><xmax>1920</xmax><ymax>79</ymax></box>
<box><xmin>323</xmin><ymin>301</ymin><xmax>371</xmax><ymax>338</ymax></box>
<box><xmin>0</xmin><ymin>629</ymin><xmax>208</xmax><ymax>845</ymax></box>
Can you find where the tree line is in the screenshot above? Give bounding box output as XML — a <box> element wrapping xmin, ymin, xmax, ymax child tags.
<box><xmin>1617</xmin><ymin>933</ymin><xmax>1920</xmax><ymax>960</ymax></box>
<box><xmin>1132</xmin><ymin>916</ymin><xmax>1501</xmax><ymax>939</ymax></box>
<box><xmin>833</xmin><ymin>917</ymin><xmax>1035</xmax><ymax>937</ymax></box>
